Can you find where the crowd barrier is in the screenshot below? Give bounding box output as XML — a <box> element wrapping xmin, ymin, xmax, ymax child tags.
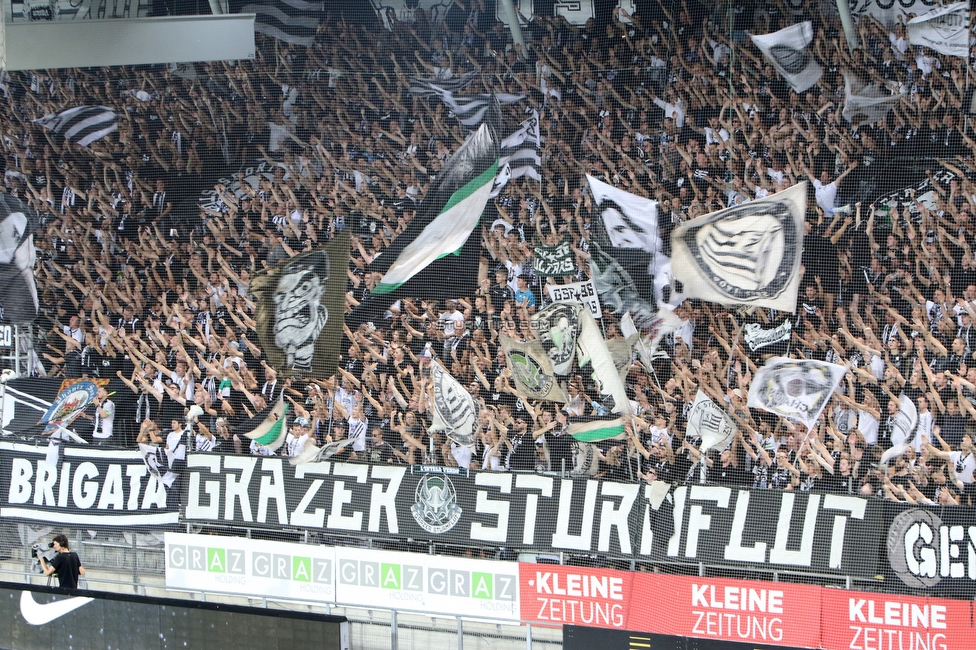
<box><xmin>162</xmin><ymin>531</ymin><xmax>974</xmax><ymax>650</ymax></box>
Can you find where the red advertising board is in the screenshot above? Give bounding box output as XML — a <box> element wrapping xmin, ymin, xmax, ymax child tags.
<box><xmin>520</xmin><ymin>563</ymin><xmax>976</xmax><ymax>650</ymax></box>
<box><xmin>820</xmin><ymin>589</ymin><xmax>975</xmax><ymax>650</ymax></box>
<box><xmin>518</xmin><ymin>563</ymin><xmax>634</xmax><ymax>629</ymax></box>
<box><xmin>629</xmin><ymin>574</ymin><xmax>822</xmax><ymax>649</ymax></box>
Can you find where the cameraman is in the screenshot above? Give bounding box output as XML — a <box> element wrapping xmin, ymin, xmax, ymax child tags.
<box><xmin>39</xmin><ymin>535</ymin><xmax>85</xmax><ymax>589</ymax></box>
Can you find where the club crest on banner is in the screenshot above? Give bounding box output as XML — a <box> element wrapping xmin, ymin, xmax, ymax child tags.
<box><xmin>39</xmin><ymin>379</ymin><xmax>99</xmax><ymax>434</ymax></box>
<box><xmin>430</xmin><ymin>361</ymin><xmax>479</xmax><ymax>447</ymax></box>
<box><xmin>411</xmin><ymin>474</ymin><xmax>463</xmax><ymax>534</ymax></box>
<box><xmin>532</xmin><ymin>302</ymin><xmax>581</xmax><ymax>376</ymax></box>
<box><xmin>770</xmin><ymin>45</ymin><xmax>810</xmax><ymax>74</ymax></box>
<box><xmin>672</xmin><ymin>184</ymin><xmax>805</xmax><ymax>312</ymax></box>
<box><xmin>509</xmin><ymin>351</ymin><xmax>552</xmax><ymax>395</ymax></box>
<box><xmin>886</xmin><ymin>508</ymin><xmax>944</xmax><ymax>589</ymax></box>
<box><xmin>747</xmin><ymin>358</ymin><xmax>847</xmax><ymax>428</ymax></box>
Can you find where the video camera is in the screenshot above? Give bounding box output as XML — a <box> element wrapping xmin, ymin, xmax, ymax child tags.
<box><xmin>30</xmin><ymin>542</ymin><xmax>57</xmax><ymax>572</ymax></box>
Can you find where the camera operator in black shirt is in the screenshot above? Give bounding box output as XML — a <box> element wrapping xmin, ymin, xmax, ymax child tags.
<box><xmin>39</xmin><ymin>534</ymin><xmax>85</xmax><ymax>589</ymax></box>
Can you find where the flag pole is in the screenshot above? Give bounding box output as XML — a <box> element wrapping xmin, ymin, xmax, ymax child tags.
<box><xmin>836</xmin><ymin>0</ymin><xmax>861</xmax><ymax>53</ymax></box>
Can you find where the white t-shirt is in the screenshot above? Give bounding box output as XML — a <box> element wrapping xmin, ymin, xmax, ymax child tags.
<box><xmin>286</xmin><ymin>432</ymin><xmax>310</xmax><ymax>457</ymax></box>
<box><xmin>195</xmin><ymin>434</ymin><xmax>215</xmax><ymax>452</ymax></box>
<box><xmin>438</xmin><ymin>310</ymin><xmax>464</xmax><ymax>338</ymax></box>
<box><xmin>813</xmin><ymin>179</ymin><xmax>839</xmax><ymax>213</ymax></box>
<box><xmin>347</xmin><ymin>417</ymin><xmax>368</xmax><ymax>452</ymax></box>
<box><xmin>452</xmin><ymin>442</ymin><xmax>473</xmax><ymax>469</ymax></box>
<box><xmin>949</xmin><ymin>451</ymin><xmax>975</xmax><ymax>484</ymax></box>
<box><xmin>857</xmin><ymin>409</ymin><xmax>879</xmax><ymax>446</ymax></box>
<box><xmin>913</xmin><ymin>411</ymin><xmax>933</xmax><ymax>452</ymax></box>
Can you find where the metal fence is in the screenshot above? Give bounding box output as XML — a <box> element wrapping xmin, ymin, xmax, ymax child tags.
<box><xmin>1</xmin><ymin>529</ymin><xmax>562</xmax><ymax>650</ymax></box>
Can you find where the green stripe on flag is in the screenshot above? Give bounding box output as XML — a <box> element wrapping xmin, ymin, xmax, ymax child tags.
<box><xmin>440</xmin><ymin>162</ymin><xmax>499</xmax><ymax>214</ymax></box>
<box><xmin>568</xmin><ymin>417</ymin><xmax>626</xmax><ymax>442</ymax></box>
<box><xmin>372</xmin><ymin>159</ymin><xmax>498</xmax><ymax>296</ymax></box>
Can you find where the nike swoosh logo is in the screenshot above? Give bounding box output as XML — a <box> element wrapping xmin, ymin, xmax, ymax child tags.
<box><xmin>19</xmin><ymin>591</ymin><xmax>94</xmax><ymax>625</ymax></box>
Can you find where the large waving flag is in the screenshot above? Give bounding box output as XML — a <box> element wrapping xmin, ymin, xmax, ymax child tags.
<box><xmin>499</xmin><ymin>110</ymin><xmax>541</xmax><ymax>181</ymax></box>
<box><xmin>586</xmin><ymin>175</ymin><xmax>667</xmax><ymax>329</ymax></box>
<box><xmin>750</xmin><ymin>22</ymin><xmax>823</xmax><ymax>93</ymax></box>
<box><xmin>687</xmin><ymin>389</ymin><xmax>736</xmax><ymax>453</ymax></box>
<box><xmin>747</xmin><ymin>358</ymin><xmax>847</xmax><ymax>430</ymax></box>
<box><xmin>347</xmin><ymin>100</ymin><xmax>500</xmax><ymax>327</ymax></box>
<box><xmin>0</xmin><ymin>193</ymin><xmax>40</xmax><ymax>324</ymax></box>
<box><xmin>428</xmin><ymin>86</ymin><xmax>524</xmax><ymax>128</ymax></box>
<box><xmin>33</xmin><ymin>106</ymin><xmax>118</xmax><ymax>147</ymax></box>
<box><xmin>842</xmin><ymin>73</ymin><xmax>907</xmax><ymax>129</ymax></box>
<box><xmin>908</xmin><ymin>3</ymin><xmax>969</xmax><ymax>57</ymax></box>
<box><xmin>671</xmin><ymin>183</ymin><xmax>806</xmax><ymax>312</ymax></box>
<box><xmin>499</xmin><ymin>335</ymin><xmax>567</xmax><ymax>403</ymax></box>
<box><xmin>243</xmin><ymin>0</ymin><xmax>324</xmax><ymax>46</ymax></box>
<box><xmin>429</xmin><ymin>360</ymin><xmax>479</xmax><ymax>448</ymax></box>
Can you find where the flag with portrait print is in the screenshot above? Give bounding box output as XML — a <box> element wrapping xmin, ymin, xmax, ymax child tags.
<box><xmin>0</xmin><ymin>193</ymin><xmax>40</xmax><ymax>324</ymax></box>
<box><xmin>586</xmin><ymin>175</ymin><xmax>668</xmax><ymax>330</ymax></box>
<box><xmin>249</xmin><ymin>231</ymin><xmax>350</xmax><ymax>379</ymax></box>
<box><xmin>747</xmin><ymin>358</ymin><xmax>847</xmax><ymax>429</ymax></box>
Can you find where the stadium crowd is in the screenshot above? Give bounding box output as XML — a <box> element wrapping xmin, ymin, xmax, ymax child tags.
<box><xmin>1</xmin><ymin>1</ymin><xmax>975</xmax><ymax>507</ymax></box>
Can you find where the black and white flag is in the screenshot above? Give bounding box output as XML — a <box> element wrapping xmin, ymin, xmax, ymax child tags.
<box><xmin>32</xmin><ymin>106</ymin><xmax>117</xmax><ymax>147</ymax></box>
<box><xmin>907</xmin><ymin>3</ymin><xmax>969</xmax><ymax>58</ymax></box>
<box><xmin>671</xmin><ymin>183</ymin><xmax>806</xmax><ymax>312</ymax></box>
<box><xmin>408</xmin><ymin>72</ymin><xmax>477</xmax><ymax>97</ymax></box>
<box><xmin>586</xmin><ymin>175</ymin><xmax>668</xmax><ymax>329</ymax></box>
<box><xmin>687</xmin><ymin>389</ymin><xmax>736</xmax><ymax>453</ymax></box>
<box><xmin>531</xmin><ymin>302</ymin><xmax>582</xmax><ymax>376</ymax></box>
<box><xmin>842</xmin><ymin>72</ymin><xmax>907</xmax><ymax>129</ymax></box>
<box><xmin>533</xmin><ymin>239</ymin><xmax>575</xmax><ymax>277</ymax></box>
<box><xmin>428</xmin><ymin>86</ymin><xmax>524</xmax><ymax>128</ymax></box>
<box><xmin>498</xmin><ymin>110</ymin><xmax>541</xmax><ymax>181</ymax></box>
<box><xmin>743</xmin><ymin>319</ymin><xmax>793</xmax><ymax>356</ymax></box>
<box><xmin>243</xmin><ymin>0</ymin><xmax>324</xmax><ymax>46</ymax></box>
<box><xmin>0</xmin><ymin>193</ymin><xmax>39</xmax><ymax>324</ymax></box>
<box><xmin>750</xmin><ymin>22</ymin><xmax>823</xmax><ymax>93</ymax></box>
<box><xmin>747</xmin><ymin>358</ymin><xmax>847</xmax><ymax>430</ymax></box>
<box><xmin>429</xmin><ymin>361</ymin><xmax>478</xmax><ymax>447</ymax></box>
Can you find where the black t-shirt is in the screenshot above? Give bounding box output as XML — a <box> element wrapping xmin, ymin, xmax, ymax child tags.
<box><xmin>50</xmin><ymin>551</ymin><xmax>83</xmax><ymax>589</ymax></box>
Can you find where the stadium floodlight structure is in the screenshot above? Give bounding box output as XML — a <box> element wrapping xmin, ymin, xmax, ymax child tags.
<box><xmin>0</xmin><ymin>10</ymin><xmax>255</xmax><ymax>70</ymax></box>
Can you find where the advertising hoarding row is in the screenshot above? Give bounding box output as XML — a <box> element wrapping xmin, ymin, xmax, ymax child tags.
<box><xmin>164</xmin><ymin>533</ymin><xmax>976</xmax><ymax>648</ymax></box>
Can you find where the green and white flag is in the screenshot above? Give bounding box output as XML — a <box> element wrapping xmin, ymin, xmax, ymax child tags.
<box><xmin>348</xmin><ymin>107</ymin><xmax>500</xmax><ymax>327</ymax></box>
<box><xmin>567</xmin><ymin>415</ymin><xmax>627</xmax><ymax>443</ymax></box>
<box><xmin>373</xmin><ymin>148</ymin><xmax>496</xmax><ymax>295</ymax></box>
<box><xmin>242</xmin><ymin>400</ymin><xmax>290</xmax><ymax>452</ymax></box>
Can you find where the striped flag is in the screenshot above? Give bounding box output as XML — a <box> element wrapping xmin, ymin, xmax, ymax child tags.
<box><xmin>498</xmin><ymin>110</ymin><xmax>541</xmax><ymax>181</ymax></box>
<box><xmin>32</xmin><ymin>106</ymin><xmax>117</xmax><ymax>147</ymax></box>
<box><xmin>243</xmin><ymin>0</ymin><xmax>324</xmax><ymax>46</ymax></box>
<box><xmin>428</xmin><ymin>85</ymin><xmax>524</xmax><ymax>128</ymax></box>
<box><xmin>347</xmin><ymin>101</ymin><xmax>500</xmax><ymax>326</ymax></box>
<box><xmin>568</xmin><ymin>415</ymin><xmax>626</xmax><ymax>443</ymax></box>
<box><xmin>408</xmin><ymin>72</ymin><xmax>478</xmax><ymax>97</ymax></box>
